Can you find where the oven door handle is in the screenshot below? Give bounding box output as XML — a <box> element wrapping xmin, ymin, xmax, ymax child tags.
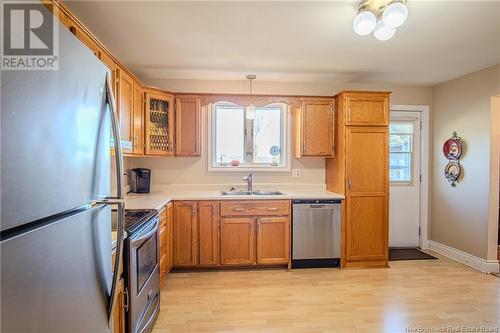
<box><xmin>132</xmin><ymin>218</ymin><xmax>159</xmax><ymax>247</ymax></box>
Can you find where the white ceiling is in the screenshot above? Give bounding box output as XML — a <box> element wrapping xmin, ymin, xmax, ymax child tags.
<box><xmin>66</xmin><ymin>1</ymin><xmax>500</xmax><ymax>86</ymax></box>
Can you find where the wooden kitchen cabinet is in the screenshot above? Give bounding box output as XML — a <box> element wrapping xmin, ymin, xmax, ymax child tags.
<box><xmin>132</xmin><ymin>83</ymin><xmax>144</xmax><ymax>155</ymax></box>
<box><xmin>198</xmin><ymin>201</ymin><xmax>219</xmax><ymax>266</ymax></box>
<box><xmin>344</xmin><ymin>127</ymin><xmax>389</xmax><ymax>265</ymax></box>
<box><xmin>256</xmin><ymin>217</ymin><xmax>290</xmax><ymax>265</ymax></box>
<box><xmin>113</xmin><ymin>278</ymin><xmax>126</xmax><ymax>333</ymax></box>
<box><xmin>343</xmin><ymin>91</ymin><xmax>389</xmax><ymax>126</ymax></box>
<box><xmin>66</xmin><ymin>18</ymin><xmax>101</xmax><ymax>58</ymax></box>
<box><xmin>175</xmin><ymin>96</ymin><xmax>201</xmax><ymax>156</ymax></box>
<box><xmin>118</xmin><ymin>69</ymin><xmax>134</xmax><ymax>153</ymax></box>
<box><xmin>173</xmin><ymin>201</ymin><xmax>198</xmax><ymax>266</ymax></box>
<box><xmin>159</xmin><ymin>205</ymin><xmax>168</xmax><ymax>278</ymax></box>
<box><xmin>294</xmin><ymin>98</ymin><xmax>334</xmax><ymax>157</ymax></box>
<box><xmin>326</xmin><ymin>91</ymin><xmax>390</xmax><ymax>269</ymax></box>
<box><xmin>220</xmin><ymin>217</ymin><xmax>256</xmax><ymax>266</ymax></box>
<box><xmin>100</xmin><ymin>51</ymin><xmax>119</xmax><ymax>94</ymax></box>
<box><xmin>145</xmin><ymin>90</ymin><xmax>175</xmax><ymax>156</ymax></box>
<box><xmin>165</xmin><ymin>203</ymin><xmax>174</xmax><ymax>272</ymax></box>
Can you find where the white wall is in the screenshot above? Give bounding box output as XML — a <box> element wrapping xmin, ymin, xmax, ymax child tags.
<box><xmin>430</xmin><ymin>64</ymin><xmax>500</xmax><ymax>260</ymax></box>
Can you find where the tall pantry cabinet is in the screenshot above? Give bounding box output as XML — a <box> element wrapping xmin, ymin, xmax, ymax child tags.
<box><xmin>326</xmin><ymin>91</ymin><xmax>390</xmax><ymax>269</ymax></box>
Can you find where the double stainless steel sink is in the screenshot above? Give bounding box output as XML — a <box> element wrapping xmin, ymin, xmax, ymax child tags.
<box><xmin>222</xmin><ymin>174</ymin><xmax>284</xmax><ymax>196</ymax></box>
<box><xmin>220</xmin><ymin>190</ymin><xmax>284</xmax><ymax>196</ymax></box>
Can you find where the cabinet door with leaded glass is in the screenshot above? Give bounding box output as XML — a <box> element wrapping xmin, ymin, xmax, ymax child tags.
<box><xmin>144</xmin><ymin>91</ymin><xmax>175</xmax><ymax>156</ymax></box>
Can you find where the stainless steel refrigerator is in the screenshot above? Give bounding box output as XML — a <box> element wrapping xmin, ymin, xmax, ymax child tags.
<box><xmin>1</xmin><ymin>13</ymin><xmax>125</xmax><ymax>333</ymax></box>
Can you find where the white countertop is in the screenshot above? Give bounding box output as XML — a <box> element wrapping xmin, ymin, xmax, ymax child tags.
<box><xmin>124</xmin><ymin>188</ymin><xmax>344</xmax><ymax>211</ymax></box>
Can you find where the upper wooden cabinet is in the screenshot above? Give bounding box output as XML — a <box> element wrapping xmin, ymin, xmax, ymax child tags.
<box><xmin>173</xmin><ymin>201</ymin><xmax>198</xmax><ymax>267</ymax></box>
<box><xmin>175</xmin><ymin>96</ymin><xmax>201</xmax><ymax>156</ymax></box>
<box><xmin>100</xmin><ymin>52</ymin><xmax>119</xmax><ymax>94</ymax></box>
<box><xmin>342</xmin><ymin>92</ymin><xmax>389</xmax><ymax>126</ymax></box>
<box><xmin>132</xmin><ymin>83</ymin><xmax>144</xmax><ymax>155</ymax></box>
<box><xmin>65</xmin><ymin>17</ymin><xmax>101</xmax><ymax>58</ymax></box>
<box><xmin>198</xmin><ymin>201</ymin><xmax>219</xmax><ymax>266</ymax></box>
<box><xmin>144</xmin><ymin>90</ymin><xmax>175</xmax><ymax>156</ymax></box>
<box><xmin>294</xmin><ymin>98</ymin><xmax>334</xmax><ymax>157</ymax></box>
<box><xmin>118</xmin><ymin>70</ymin><xmax>134</xmax><ymax>153</ymax></box>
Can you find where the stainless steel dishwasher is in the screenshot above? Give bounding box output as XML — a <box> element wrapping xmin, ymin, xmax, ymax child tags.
<box><xmin>292</xmin><ymin>199</ymin><xmax>342</xmax><ymax>268</ymax></box>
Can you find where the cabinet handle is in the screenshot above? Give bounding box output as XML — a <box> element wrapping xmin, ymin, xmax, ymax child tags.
<box><xmin>348</xmin><ymin>177</ymin><xmax>352</xmax><ymax>189</ymax></box>
<box><xmin>348</xmin><ymin>108</ymin><xmax>351</xmax><ymax>121</ymax></box>
<box><xmin>233</xmin><ymin>208</ymin><xmax>245</xmax><ymax>212</ymax></box>
<box><xmin>267</xmin><ymin>207</ymin><xmax>278</xmax><ymax>211</ymax></box>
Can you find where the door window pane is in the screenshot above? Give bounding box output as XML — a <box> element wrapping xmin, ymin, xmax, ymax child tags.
<box><xmin>215</xmin><ymin>107</ymin><xmax>244</xmax><ymax>164</ymax></box>
<box><xmin>253</xmin><ymin>107</ymin><xmax>281</xmax><ymax>164</ymax></box>
<box><xmin>390</xmin><ymin>121</ymin><xmax>414</xmax><ymax>183</ymax></box>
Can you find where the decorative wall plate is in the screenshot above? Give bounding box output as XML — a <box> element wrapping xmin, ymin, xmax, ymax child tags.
<box><xmin>444</xmin><ymin>161</ymin><xmax>461</xmax><ymax>186</ymax></box>
<box><xmin>443</xmin><ymin>138</ymin><xmax>462</xmax><ymax>160</ymax></box>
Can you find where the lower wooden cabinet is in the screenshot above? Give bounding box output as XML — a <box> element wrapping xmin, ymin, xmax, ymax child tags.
<box><xmin>159</xmin><ymin>202</ymin><xmax>174</xmax><ymax>278</ymax></box>
<box><xmin>256</xmin><ymin>217</ymin><xmax>290</xmax><ymax>265</ymax></box>
<box><xmin>172</xmin><ymin>200</ymin><xmax>291</xmax><ymax>269</ymax></box>
<box><xmin>166</xmin><ymin>203</ymin><xmax>174</xmax><ymax>272</ymax></box>
<box><xmin>220</xmin><ymin>217</ymin><xmax>256</xmax><ymax>266</ymax></box>
<box><xmin>113</xmin><ymin>278</ymin><xmax>126</xmax><ymax>333</ymax></box>
<box><xmin>173</xmin><ymin>201</ymin><xmax>198</xmax><ymax>266</ymax></box>
<box><xmin>198</xmin><ymin>201</ymin><xmax>219</xmax><ymax>266</ymax></box>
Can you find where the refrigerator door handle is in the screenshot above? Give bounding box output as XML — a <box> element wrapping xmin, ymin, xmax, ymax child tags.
<box><xmin>105</xmin><ymin>72</ymin><xmax>124</xmax><ymax>200</ymax></box>
<box><xmin>106</xmin><ymin>200</ymin><xmax>126</xmax><ymax>326</ymax></box>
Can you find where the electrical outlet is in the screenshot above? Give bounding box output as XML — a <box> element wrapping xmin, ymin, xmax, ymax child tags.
<box><xmin>292</xmin><ymin>169</ymin><xmax>302</xmax><ymax>177</ymax></box>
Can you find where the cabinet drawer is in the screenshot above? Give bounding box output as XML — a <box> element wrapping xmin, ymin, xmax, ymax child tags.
<box><xmin>159</xmin><ymin>226</ymin><xmax>167</xmax><ymax>256</ymax></box>
<box><xmin>220</xmin><ymin>200</ymin><xmax>290</xmax><ymax>216</ymax></box>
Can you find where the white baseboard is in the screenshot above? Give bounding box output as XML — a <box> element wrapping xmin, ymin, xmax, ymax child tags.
<box><xmin>428</xmin><ymin>240</ymin><xmax>500</xmax><ymax>273</ymax></box>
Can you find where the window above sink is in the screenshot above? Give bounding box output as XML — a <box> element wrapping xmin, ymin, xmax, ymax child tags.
<box><xmin>208</xmin><ymin>102</ymin><xmax>291</xmax><ymax>172</ymax></box>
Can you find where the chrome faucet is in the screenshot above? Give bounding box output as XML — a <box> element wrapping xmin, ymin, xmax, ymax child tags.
<box><xmin>243</xmin><ymin>173</ymin><xmax>253</xmax><ymax>192</ymax></box>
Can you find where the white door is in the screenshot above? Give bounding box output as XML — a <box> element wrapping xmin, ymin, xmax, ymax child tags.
<box><xmin>389</xmin><ymin>111</ymin><xmax>421</xmax><ymax>247</ymax></box>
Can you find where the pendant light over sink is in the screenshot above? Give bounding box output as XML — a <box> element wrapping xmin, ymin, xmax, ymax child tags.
<box><xmin>353</xmin><ymin>0</ymin><xmax>408</xmax><ymax>41</ymax></box>
<box><xmin>246</xmin><ymin>74</ymin><xmax>256</xmax><ymax>120</ymax></box>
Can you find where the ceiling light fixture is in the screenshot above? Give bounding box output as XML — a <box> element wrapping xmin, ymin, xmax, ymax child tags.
<box><xmin>353</xmin><ymin>6</ymin><xmax>377</xmax><ymax>36</ymax></box>
<box><xmin>382</xmin><ymin>1</ymin><xmax>408</xmax><ymax>28</ymax></box>
<box><xmin>373</xmin><ymin>20</ymin><xmax>396</xmax><ymax>41</ymax></box>
<box><xmin>352</xmin><ymin>0</ymin><xmax>408</xmax><ymax>41</ymax></box>
<box><xmin>246</xmin><ymin>74</ymin><xmax>256</xmax><ymax>120</ymax></box>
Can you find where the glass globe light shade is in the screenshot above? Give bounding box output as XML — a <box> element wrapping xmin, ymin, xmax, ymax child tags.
<box><xmin>373</xmin><ymin>20</ymin><xmax>396</xmax><ymax>41</ymax></box>
<box><xmin>382</xmin><ymin>1</ymin><xmax>408</xmax><ymax>29</ymax></box>
<box><xmin>353</xmin><ymin>10</ymin><xmax>377</xmax><ymax>36</ymax></box>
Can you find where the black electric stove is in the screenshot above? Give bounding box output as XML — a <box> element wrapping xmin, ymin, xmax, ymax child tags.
<box><xmin>112</xmin><ymin>209</ymin><xmax>158</xmax><ymax>237</ymax></box>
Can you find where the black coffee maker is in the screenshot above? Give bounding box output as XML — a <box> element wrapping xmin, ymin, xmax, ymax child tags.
<box><xmin>129</xmin><ymin>168</ymin><xmax>151</xmax><ymax>193</ymax></box>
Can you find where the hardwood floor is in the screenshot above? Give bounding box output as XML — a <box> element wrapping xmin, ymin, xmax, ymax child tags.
<box><xmin>153</xmin><ymin>253</ymin><xmax>500</xmax><ymax>333</ymax></box>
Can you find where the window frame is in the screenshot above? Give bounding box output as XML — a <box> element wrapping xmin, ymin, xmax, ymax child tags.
<box><xmin>389</xmin><ymin>120</ymin><xmax>415</xmax><ymax>186</ymax></box>
<box><xmin>208</xmin><ymin>102</ymin><xmax>290</xmax><ymax>172</ymax></box>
